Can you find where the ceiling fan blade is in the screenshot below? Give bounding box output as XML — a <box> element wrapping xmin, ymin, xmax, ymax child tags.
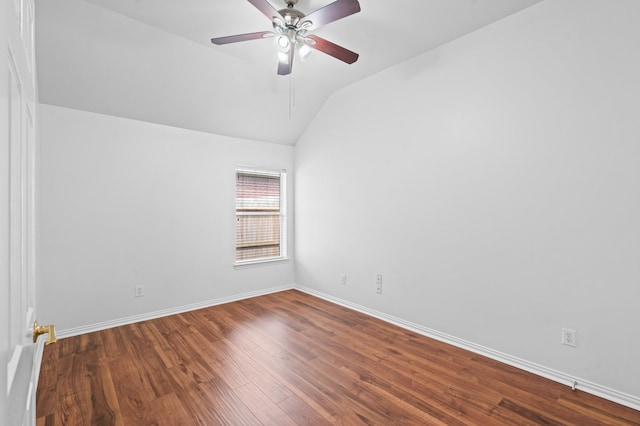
<box><xmin>302</xmin><ymin>0</ymin><xmax>361</xmax><ymax>30</ymax></box>
<box><xmin>211</xmin><ymin>31</ymin><xmax>274</xmax><ymax>45</ymax></box>
<box><xmin>305</xmin><ymin>35</ymin><xmax>359</xmax><ymax>64</ymax></box>
<box><xmin>277</xmin><ymin>44</ymin><xmax>296</xmax><ymax>76</ymax></box>
<box><xmin>247</xmin><ymin>0</ymin><xmax>284</xmax><ymax>21</ymax></box>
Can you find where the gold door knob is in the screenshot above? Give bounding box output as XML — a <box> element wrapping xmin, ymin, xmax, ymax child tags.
<box><xmin>33</xmin><ymin>321</ymin><xmax>57</xmax><ymax>345</ymax></box>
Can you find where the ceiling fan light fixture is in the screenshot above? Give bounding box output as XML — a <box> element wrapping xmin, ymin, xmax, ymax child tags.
<box><xmin>298</xmin><ymin>43</ymin><xmax>312</xmax><ymax>61</ymax></box>
<box><xmin>301</xmin><ymin>36</ymin><xmax>316</xmax><ymax>46</ymax></box>
<box><xmin>272</xmin><ymin>17</ymin><xmax>285</xmax><ymax>32</ymax></box>
<box><xmin>276</xmin><ymin>34</ymin><xmax>291</xmax><ymax>51</ymax></box>
<box><xmin>277</xmin><ymin>50</ymin><xmax>290</xmax><ymax>63</ymax></box>
<box><xmin>298</xmin><ymin>20</ymin><xmax>313</xmax><ymax>31</ymax></box>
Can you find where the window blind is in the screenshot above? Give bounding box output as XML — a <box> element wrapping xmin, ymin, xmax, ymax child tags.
<box><xmin>235</xmin><ymin>170</ymin><xmax>285</xmax><ymax>262</ymax></box>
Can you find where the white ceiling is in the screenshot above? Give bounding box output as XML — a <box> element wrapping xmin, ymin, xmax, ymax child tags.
<box><xmin>35</xmin><ymin>0</ymin><xmax>542</xmax><ymax>145</ymax></box>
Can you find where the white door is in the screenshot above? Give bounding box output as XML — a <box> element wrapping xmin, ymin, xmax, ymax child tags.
<box><xmin>2</xmin><ymin>0</ymin><xmax>41</xmax><ymax>424</ymax></box>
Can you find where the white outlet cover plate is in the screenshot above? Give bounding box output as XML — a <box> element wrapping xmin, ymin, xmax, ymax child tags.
<box><xmin>562</xmin><ymin>328</ymin><xmax>576</xmax><ymax>347</ymax></box>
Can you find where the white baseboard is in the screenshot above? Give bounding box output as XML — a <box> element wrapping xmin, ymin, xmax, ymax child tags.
<box><xmin>57</xmin><ymin>284</ymin><xmax>294</xmax><ymax>339</ymax></box>
<box><xmin>295</xmin><ymin>285</ymin><xmax>640</xmax><ymax>412</ymax></box>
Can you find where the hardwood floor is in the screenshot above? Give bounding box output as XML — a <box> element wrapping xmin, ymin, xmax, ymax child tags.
<box><xmin>36</xmin><ymin>290</ymin><xmax>640</xmax><ymax>425</ymax></box>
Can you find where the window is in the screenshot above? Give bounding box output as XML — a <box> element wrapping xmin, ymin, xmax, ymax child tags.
<box><xmin>235</xmin><ymin>168</ymin><xmax>287</xmax><ymax>264</ymax></box>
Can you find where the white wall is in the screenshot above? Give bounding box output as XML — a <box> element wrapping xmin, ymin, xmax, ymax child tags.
<box><xmin>37</xmin><ymin>104</ymin><xmax>294</xmax><ymax>333</ymax></box>
<box><xmin>1</xmin><ymin>0</ymin><xmax>10</xmax><ymax>421</ymax></box>
<box><xmin>295</xmin><ymin>0</ymin><xmax>640</xmax><ymax>401</ymax></box>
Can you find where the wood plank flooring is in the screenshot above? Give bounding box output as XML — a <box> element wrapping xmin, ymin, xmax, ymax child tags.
<box><xmin>36</xmin><ymin>290</ymin><xmax>640</xmax><ymax>425</ymax></box>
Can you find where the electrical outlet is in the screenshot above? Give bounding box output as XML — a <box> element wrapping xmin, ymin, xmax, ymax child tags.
<box><xmin>135</xmin><ymin>285</ymin><xmax>144</xmax><ymax>297</ymax></box>
<box><xmin>340</xmin><ymin>274</ymin><xmax>347</xmax><ymax>285</ymax></box>
<box><xmin>376</xmin><ymin>274</ymin><xmax>382</xmax><ymax>294</ymax></box>
<box><xmin>562</xmin><ymin>328</ymin><xmax>576</xmax><ymax>347</ymax></box>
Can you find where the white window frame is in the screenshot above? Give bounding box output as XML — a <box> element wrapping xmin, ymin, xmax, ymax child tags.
<box><xmin>234</xmin><ymin>167</ymin><xmax>287</xmax><ymax>266</ymax></box>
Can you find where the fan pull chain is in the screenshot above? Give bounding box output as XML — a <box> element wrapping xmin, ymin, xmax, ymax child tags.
<box><xmin>288</xmin><ymin>73</ymin><xmax>296</xmax><ymax>120</ymax></box>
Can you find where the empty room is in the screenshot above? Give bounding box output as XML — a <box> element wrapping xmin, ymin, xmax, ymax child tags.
<box><xmin>2</xmin><ymin>0</ymin><xmax>639</xmax><ymax>424</ymax></box>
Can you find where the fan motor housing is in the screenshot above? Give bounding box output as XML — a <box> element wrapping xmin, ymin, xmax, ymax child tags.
<box><xmin>279</xmin><ymin>7</ymin><xmax>306</xmax><ymax>27</ymax></box>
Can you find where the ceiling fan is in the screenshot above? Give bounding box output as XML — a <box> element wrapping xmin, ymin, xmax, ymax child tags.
<box><xmin>211</xmin><ymin>0</ymin><xmax>361</xmax><ymax>76</ymax></box>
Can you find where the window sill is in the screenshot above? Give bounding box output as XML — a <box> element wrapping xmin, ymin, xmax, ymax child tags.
<box><xmin>234</xmin><ymin>257</ymin><xmax>289</xmax><ymax>268</ymax></box>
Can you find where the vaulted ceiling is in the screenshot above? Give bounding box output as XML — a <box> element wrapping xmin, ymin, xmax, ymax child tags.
<box><xmin>35</xmin><ymin>0</ymin><xmax>542</xmax><ymax>145</ymax></box>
